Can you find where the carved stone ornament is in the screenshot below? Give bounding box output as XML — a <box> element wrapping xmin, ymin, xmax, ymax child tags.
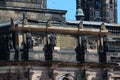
<box><xmin>79</xmin><ymin>22</ymin><xmax>84</xmax><ymax>29</ymax></box>
<box><xmin>24</xmin><ymin>18</ymin><xmax>28</xmax><ymax>25</ymax></box>
<box><xmin>47</xmin><ymin>21</ymin><xmax>52</xmax><ymax>27</ymax></box>
<box><xmin>100</xmin><ymin>23</ymin><xmax>106</xmax><ymax>30</ymax></box>
<box><xmin>11</xmin><ymin>18</ymin><xmax>15</xmax><ymax>27</ymax></box>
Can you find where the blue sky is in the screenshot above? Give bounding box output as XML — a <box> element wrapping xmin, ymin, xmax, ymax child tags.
<box><xmin>47</xmin><ymin>0</ymin><xmax>120</xmax><ymax>24</ymax></box>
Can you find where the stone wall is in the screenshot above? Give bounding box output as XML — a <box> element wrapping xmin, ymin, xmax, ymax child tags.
<box><xmin>56</xmin><ymin>34</ymin><xmax>77</xmax><ymax>50</ymax></box>
<box><xmin>0</xmin><ymin>65</ymin><xmax>118</xmax><ymax>80</ymax></box>
<box><xmin>9</xmin><ymin>33</ymin><xmax>101</xmax><ymax>62</ymax></box>
<box><xmin>0</xmin><ymin>9</ymin><xmax>66</xmax><ymax>23</ymax></box>
<box><xmin>0</xmin><ymin>0</ymin><xmax>47</xmax><ymax>9</ymax></box>
<box><xmin>0</xmin><ymin>66</ymin><xmax>82</xmax><ymax>80</ymax></box>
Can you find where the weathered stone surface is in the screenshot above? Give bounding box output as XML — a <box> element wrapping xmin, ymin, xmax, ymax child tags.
<box><xmin>0</xmin><ymin>0</ymin><xmax>47</xmax><ymax>9</ymax></box>
<box><xmin>0</xmin><ymin>9</ymin><xmax>66</xmax><ymax>23</ymax></box>
<box><xmin>56</xmin><ymin>34</ymin><xmax>77</xmax><ymax>50</ymax></box>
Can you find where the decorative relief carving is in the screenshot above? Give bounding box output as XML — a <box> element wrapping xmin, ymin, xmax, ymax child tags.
<box><xmin>30</xmin><ymin>70</ymin><xmax>42</xmax><ymax>80</ymax></box>
<box><xmin>54</xmin><ymin>70</ymin><xmax>75</xmax><ymax>80</ymax></box>
<box><xmin>87</xmin><ymin>39</ymin><xmax>97</xmax><ymax>50</ymax></box>
<box><xmin>86</xmin><ymin>37</ymin><xmax>98</xmax><ymax>55</ymax></box>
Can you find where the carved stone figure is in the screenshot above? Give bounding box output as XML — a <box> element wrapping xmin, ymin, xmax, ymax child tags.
<box><xmin>103</xmin><ymin>35</ymin><xmax>108</xmax><ymax>52</ymax></box>
<box><xmin>43</xmin><ymin>44</ymin><xmax>53</xmax><ymax>60</ymax></box>
<box><xmin>43</xmin><ymin>32</ymin><xmax>56</xmax><ymax>60</ymax></box>
<box><xmin>49</xmin><ymin>32</ymin><xmax>56</xmax><ymax>47</ymax></box>
<box><xmin>75</xmin><ymin>43</ymin><xmax>82</xmax><ymax>61</ymax></box>
<box><xmin>81</xmin><ymin>34</ymin><xmax>88</xmax><ymax>52</ymax></box>
<box><xmin>21</xmin><ymin>42</ymin><xmax>29</xmax><ymax>60</ymax></box>
<box><xmin>26</xmin><ymin>32</ymin><xmax>33</xmax><ymax>49</ymax></box>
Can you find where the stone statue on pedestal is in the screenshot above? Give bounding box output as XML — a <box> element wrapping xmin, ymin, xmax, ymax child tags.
<box><xmin>43</xmin><ymin>32</ymin><xmax>56</xmax><ymax>61</ymax></box>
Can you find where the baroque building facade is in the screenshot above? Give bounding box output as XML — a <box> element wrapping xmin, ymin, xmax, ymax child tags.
<box><xmin>0</xmin><ymin>0</ymin><xmax>119</xmax><ymax>80</ymax></box>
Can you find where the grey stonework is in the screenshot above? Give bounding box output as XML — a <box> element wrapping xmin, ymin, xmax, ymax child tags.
<box><xmin>0</xmin><ymin>64</ymin><xmax>111</xmax><ymax>80</ymax></box>
<box><xmin>0</xmin><ymin>0</ymin><xmax>120</xmax><ymax>80</ymax></box>
<box><xmin>0</xmin><ymin>0</ymin><xmax>47</xmax><ymax>9</ymax></box>
<box><xmin>0</xmin><ymin>0</ymin><xmax>66</xmax><ymax>23</ymax></box>
<box><xmin>0</xmin><ymin>7</ymin><xmax>66</xmax><ymax>23</ymax></box>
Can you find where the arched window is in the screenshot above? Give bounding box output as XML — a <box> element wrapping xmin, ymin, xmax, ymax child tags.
<box><xmin>57</xmin><ymin>74</ymin><xmax>74</xmax><ymax>80</ymax></box>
